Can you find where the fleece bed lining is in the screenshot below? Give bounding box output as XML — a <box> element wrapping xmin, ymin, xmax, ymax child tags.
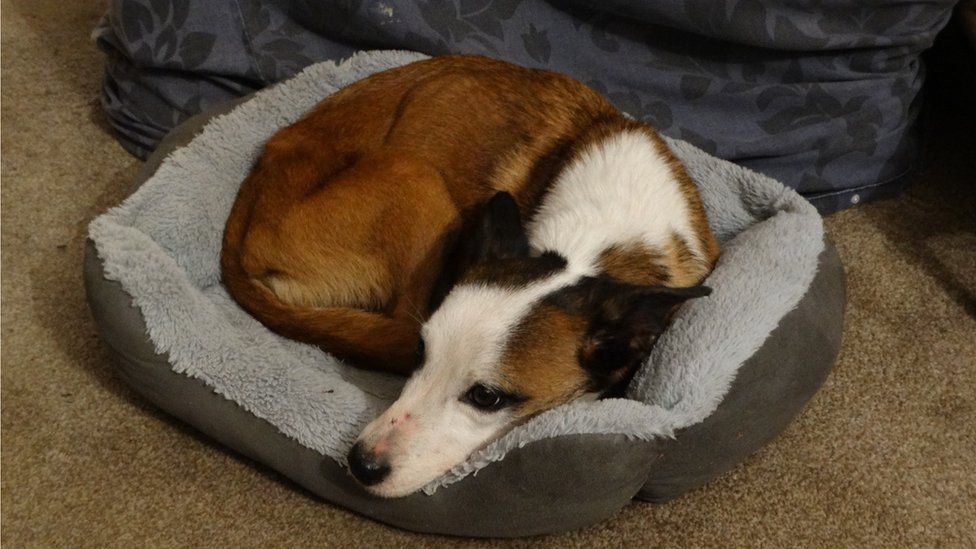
<box><xmin>87</xmin><ymin>50</ymin><xmax>824</xmax><ymax>494</ymax></box>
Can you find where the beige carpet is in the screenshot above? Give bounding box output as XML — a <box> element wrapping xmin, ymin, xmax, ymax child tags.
<box><xmin>2</xmin><ymin>2</ymin><xmax>974</xmax><ymax>546</ymax></box>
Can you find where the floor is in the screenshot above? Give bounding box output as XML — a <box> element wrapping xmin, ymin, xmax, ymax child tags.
<box><xmin>2</xmin><ymin>1</ymin><xmax>974</xmax><ymax>547</ymax></box>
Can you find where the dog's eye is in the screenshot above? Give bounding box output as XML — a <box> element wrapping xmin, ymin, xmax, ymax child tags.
<box><xmin>464</xmin><ymin>384</ymin><xmax>506</xmax><ymax>412</ymax></box>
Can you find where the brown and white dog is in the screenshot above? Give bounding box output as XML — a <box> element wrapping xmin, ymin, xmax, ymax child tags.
<box><xmin>221</xmin><ymin>56</ymin><xmax>719</xmax><ymax>497</ymax></box>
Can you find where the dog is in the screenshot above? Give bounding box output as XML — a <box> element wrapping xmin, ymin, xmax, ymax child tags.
<box><xmin>221</xmin><ymin>55</ymin><xmax>719</xmax><ymax>497</ymax></box>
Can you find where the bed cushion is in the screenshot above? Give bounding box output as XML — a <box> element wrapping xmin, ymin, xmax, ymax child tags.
<box><xmin>85</xmin><ymin>51</ymin><xmax>845</xmax><ymax>537</ymax></box>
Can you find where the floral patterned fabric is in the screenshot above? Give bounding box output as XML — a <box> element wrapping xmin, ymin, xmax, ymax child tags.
<box><xmin>94</xmin><ymin>0</ymin><xmax>956</xmax><ymax>213</ymax></box>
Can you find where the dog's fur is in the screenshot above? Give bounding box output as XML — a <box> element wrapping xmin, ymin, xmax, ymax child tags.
<box><xmin>221</xmin><ymin>55</ymin><xmax>719</xmax><ymax>497</ymax></box>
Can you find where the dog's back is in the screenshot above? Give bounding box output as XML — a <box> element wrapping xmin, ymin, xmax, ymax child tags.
<box><xmin>221</xmin><ymin>56</ymin><xmax>620</xmax><ymax>372</ymax></box>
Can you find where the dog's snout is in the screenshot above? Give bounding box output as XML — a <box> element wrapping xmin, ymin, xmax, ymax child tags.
<box><xmin>347</xmin><ymin>442</ymin><xmax>391</xmax><ymax>487</ymax></box>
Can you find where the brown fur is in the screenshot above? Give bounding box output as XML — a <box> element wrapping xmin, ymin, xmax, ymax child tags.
<box><xmin>595</xmin><ymin>233</ymin><xmax>711</xmax><ymax>289</ymax></box>
<box><xmin>222</xmin><ymin>55</ymin><xmax>718</xmax><ymax>375</ymax></box>
<box><xmin>222</xmin><ymin>56</ymin><xmax>618</xmax><ymax>373</ymax></box>
<box><xmin>498</xmin><ymin>305</ymin><xmax>591</xmax><ymax>417</ymax></box>
<box><xmin>597</xmin><ymin>242</ymin><xmax>670</xmax><ymax>286</ymax></box>
<box><xmin>646</xmin><ymin>131</ymin><xmax>722</xmax><ymax>272</ymax></box>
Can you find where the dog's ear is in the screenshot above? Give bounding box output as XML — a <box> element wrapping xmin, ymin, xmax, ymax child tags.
<box><xmin>466</xmin><ymin>192</ymin><xmax>530</xmax><ymax>263</ymax></box>
<box><xmin>426</xmin><ymin>192</ymin><xmax>530</xmax><ymax>311</ymax></box>
<box><xmin>577</xmin><ymin>280</ymin><xmax>712</xmax><ymax>391</ymax></box>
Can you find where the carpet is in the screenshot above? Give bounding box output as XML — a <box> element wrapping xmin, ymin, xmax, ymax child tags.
<box><xmin>2</xmin><ymin>1</ymin><xmax>974</xmax><ymax>546</ymax></box>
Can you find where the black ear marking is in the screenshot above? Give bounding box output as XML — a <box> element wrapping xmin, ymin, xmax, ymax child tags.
<box><xmin>427</xmin><ymin>193</ymin><xmax>548</xmax><ymax>308</ymax></box>
<box><xmin>470</xmin><ymin>191</ymin><xmax>529</xmax><ymax>262</ymax></box>
<box><xmin>644</xmin><ymin>284</ymin><xmax>712</xmax><ymax>302</ymax></box>
<box><xmin>591</xmin><ymin>282</ymin><xmax>711</xmax><ymax>323</ymax></box>
<box><xmin>569</xmin><ymin>278</ymin><xmax>713</xmax><ymax>394</ymax></box>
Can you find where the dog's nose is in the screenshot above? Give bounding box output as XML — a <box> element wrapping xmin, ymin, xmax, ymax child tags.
<box><xmin>347</xmin><ymin>441</ymin><xmax>391</xmax><ymax>486</ymax></box>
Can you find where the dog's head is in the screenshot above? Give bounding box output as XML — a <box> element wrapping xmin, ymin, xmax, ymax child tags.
<box><xmin>347</xmin><ymin>192</ymin><xmax>710</xmax><ymax>496</ymax></box>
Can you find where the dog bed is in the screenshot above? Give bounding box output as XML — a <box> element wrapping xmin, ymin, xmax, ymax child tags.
<box><xmin>85</xmin><ymin>51</ymin><xmax>845</xmax><ymax>537</ymax></box>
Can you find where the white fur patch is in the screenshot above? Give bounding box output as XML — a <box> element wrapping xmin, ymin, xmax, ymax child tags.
<box><xmin>529</xmin><ymin>129</ymin><xmax>701</xmax><ymax>268</ymax></box>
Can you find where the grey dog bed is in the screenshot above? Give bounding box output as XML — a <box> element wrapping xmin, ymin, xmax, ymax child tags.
<box><xmin>85</xmin><ymin>51</ymin><xmax>845</xmax><ymax>537</ymax></box>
